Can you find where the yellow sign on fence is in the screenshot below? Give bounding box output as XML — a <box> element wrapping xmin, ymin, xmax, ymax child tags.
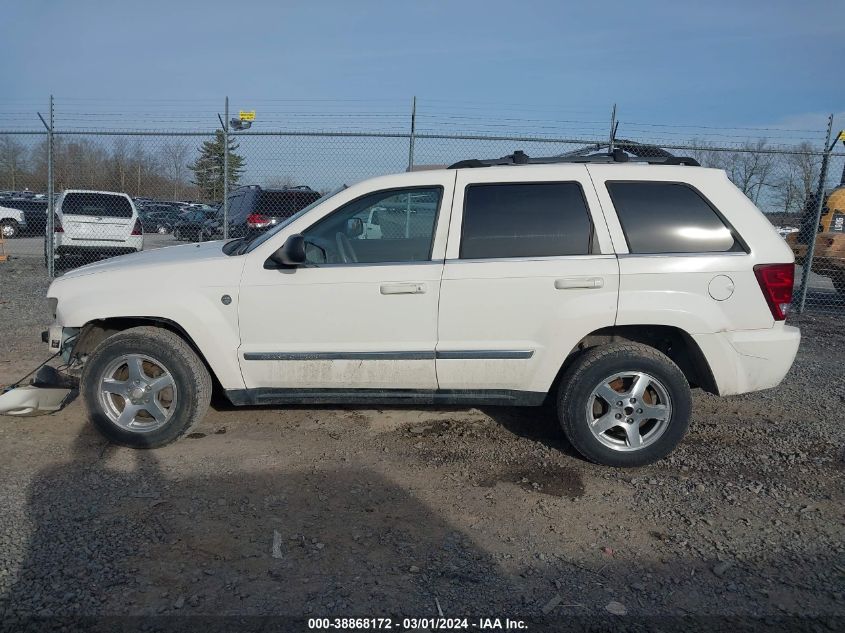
<box><xmin>239</xmin><ymin>110</ymin><xmax>256</xmax><ymax>122</ymax></box>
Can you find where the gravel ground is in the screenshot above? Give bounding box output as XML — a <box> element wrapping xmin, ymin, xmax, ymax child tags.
<box><xmin>0</xmin><ymin>256</ymin><xmax>843</xmax><ymax>632</ymax></box>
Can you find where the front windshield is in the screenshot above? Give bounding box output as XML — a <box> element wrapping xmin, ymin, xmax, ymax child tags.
<box><xmin>242</xmin><ymin>184</ymin><xmax>347</xmax><ymax>254</ymax></box>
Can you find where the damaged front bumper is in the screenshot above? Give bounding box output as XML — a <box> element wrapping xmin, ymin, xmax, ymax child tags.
<box><xmin>0</xmin><ymin>366</ymin><xmax>76</xmax><ymax>417</ymax></box>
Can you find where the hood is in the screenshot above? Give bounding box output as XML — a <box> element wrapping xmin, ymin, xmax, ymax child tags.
<box><xmin>58</xmin><ymin>240</ymin><xmax>230</xmax><ymax>280</ymax></box>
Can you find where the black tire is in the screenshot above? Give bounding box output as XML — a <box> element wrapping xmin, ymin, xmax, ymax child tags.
<box><xmin>1</xmin><ymin>220</ymin><xmax>19</xmax><ymax>239</ymax></box>
<box><xmin>557</xmin><ymin>343</ymin><xmax>692</xmax><ymax>467</ymax></box>
<box><xmin>82</xmin><ymin>326</ymin><xmax>212</xmax><ymax>448</ymax></box>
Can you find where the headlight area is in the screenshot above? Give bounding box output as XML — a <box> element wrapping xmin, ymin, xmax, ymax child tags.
<box><xmin>47</xmin><ymin>297</ymin><xmax>58</xmax><ymax>321</ymax></box>
<box><xmin>42</xmin><ymin>326</ymin><xmax>80</xmax><ymax>363</ymax></box>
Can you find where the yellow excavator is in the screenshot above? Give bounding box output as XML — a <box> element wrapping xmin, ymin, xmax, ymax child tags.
<box><xmin>787</xmin><ymin>135</ymin><xmax>845</xmax><ymax>295</ymax></box>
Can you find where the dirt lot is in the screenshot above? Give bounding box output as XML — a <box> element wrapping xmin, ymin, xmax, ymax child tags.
<box><xmin>0</xmin><ymin>256</ymin><xmax>843</xmax><ymax>631</ymax></box>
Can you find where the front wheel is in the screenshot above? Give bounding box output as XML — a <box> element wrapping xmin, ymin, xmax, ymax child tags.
<box><xmin>557</xmin><ymin>343</ymin><xmax>691</xmax><ymax>467</ymax></box>
<box><xmin>82</xmin><ymin>326</ymin><xmax>212</xmax><ymax>448</ymax></box>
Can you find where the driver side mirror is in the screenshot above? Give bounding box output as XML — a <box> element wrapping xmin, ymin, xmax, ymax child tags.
<box><xmin>267</xmin><ymin>234</ymin><xmax>306</xmax><ymax>268</ymax></box>
<box><xmin>345</xmin><ymin>217</ymin><xmax>364</xmax><ymax>238</ymax></box>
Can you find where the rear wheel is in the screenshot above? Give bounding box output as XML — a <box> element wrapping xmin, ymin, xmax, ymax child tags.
<box><xmin>1</xmin><ymin>220</ymin><xmax>19</xmax><ymax>239</ymax></box>
<box><xmin>557</xmin><ymin>343</ymin><xmax>691</xmax><ymax>467</ymax></box>
<box><xmin>82</xmin><ymin>326</ymin><xmax>212</xmax><ymax>448</ymax></box>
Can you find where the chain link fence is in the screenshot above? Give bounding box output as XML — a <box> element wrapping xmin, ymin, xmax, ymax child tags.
<box><xmin>0</xmin><ymin>99</ymin><xmax>843</xmax><ymax>319</ymax></box>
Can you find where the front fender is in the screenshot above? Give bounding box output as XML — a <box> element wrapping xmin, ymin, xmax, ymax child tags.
<box><xmin>54</xmin><ymin>285</ymin><xmax>245</xmax><ymax>391</ymax></box>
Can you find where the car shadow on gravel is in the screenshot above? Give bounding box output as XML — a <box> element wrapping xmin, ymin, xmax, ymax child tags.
<box><xmin>0</xmin><ymin>428</ymin><xmax>568</xmax><ymax>632</ymax></box>
<box><xmin>477</xmin><ymin>403</ymin><xmax>583</xmax><ymax>459</ymax></box>
<box><xmin>208</xmin><ymin>392</ymin><xmax>584</xmax><ymax>461</ymax></box>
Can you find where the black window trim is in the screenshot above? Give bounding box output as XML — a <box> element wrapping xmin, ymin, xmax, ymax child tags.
<box><xmin>300</xmin><ymin>184</ymin><xmax>446</xmax><ymax>267</ymax></box>
<box><xmin>605</xmin><ymin>180</ymin><xmax>750</xmax><ymax>255</ymax></box>
<box><xmin>458</xmin><ymin>180</ymin><xmax>597</xmax><ymax>261</ymax></box>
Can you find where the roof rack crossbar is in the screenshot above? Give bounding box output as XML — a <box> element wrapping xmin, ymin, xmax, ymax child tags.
<box><xmin>447</xmin><ymin>146</ymin><xmax>700</xmax><ymax>169</ymax></box>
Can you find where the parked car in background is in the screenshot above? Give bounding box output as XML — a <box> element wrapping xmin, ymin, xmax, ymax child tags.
<box><xmin>173</xmin><ymin>208</ymin><xmax>217</xmax><ymax>241</ymax></box>
<box><xmin>139</xmin><ymin>207</ymin><xmax>184</xmax><ymax>234</ymax></box>
<box><xmin>776</xmin><ymin>225</ymin><xmax>799</xmax><ymax>239</ymax></box>
<box><xmin>47</xmin><ymin>190</ymin><xmax>143</xmax><ymax>267</ymax></box>
<box><xmin>202</xmin><ymin>185</ymin><xmax>322</xmax><ymax>240</ymax></box>
<box><xmin>0</xmin><ymin>198</ymin><xmax>48</xmax><ymax>235</ymax></box>
<box><xmin>44</xmin><ymin>152</ymin><xmax>799</xmax><ymax>466</ymax></box>
<box><xmin>0</xmin><ymin>203</ymin><xmax>27</xmax><ymax>238</ymax></box>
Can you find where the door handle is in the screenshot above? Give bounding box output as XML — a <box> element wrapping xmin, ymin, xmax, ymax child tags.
<box><xmin>554</xmin><ymin>277</ymin><xmax>604</xmax><ymax>290</ymax></box>
<box><xmin>380</xmin><ymin>283</ymin><xmax>427</xmax><ymax>295</ymax></box>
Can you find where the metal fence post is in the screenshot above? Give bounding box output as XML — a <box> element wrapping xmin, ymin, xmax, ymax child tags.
<box><xmin>37</xmin><ymin>96</ymin><xmax>55</xmax><ymax>277</ymax></box>
<box><xmin>407</xmin><ymin>96</ymin><xmax>416</xmax><ymax>172</ymax></box>
<box><xmin>796</xmin><ymin>114</ymin><xmax>834</xmax><ymax>313</ymax></box>
<box><xmin>608</xmin><ymin>103</ymin><xmax>617</xmax><ymax>153</ymax></box>
<box><xmin>223</xmin><ymin>96</ymin><xmax>229</xmax><ymax>239</ymax></box>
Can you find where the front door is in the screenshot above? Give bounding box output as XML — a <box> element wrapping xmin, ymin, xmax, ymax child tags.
<box><xmin>237</xmin><ymin>176</ymin><xmax>454</xmax><ymax>393</ymax></box>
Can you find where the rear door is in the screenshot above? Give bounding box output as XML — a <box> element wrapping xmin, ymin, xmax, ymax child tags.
<box><xmin>60</xmin><ymin>192</ymin><xmax>135</xmax><ymax>242</ymax></box>
<box><xmin>436</xmin><ymin>165</ymin><xmax>619</xmax><ymax>398</ymax></box>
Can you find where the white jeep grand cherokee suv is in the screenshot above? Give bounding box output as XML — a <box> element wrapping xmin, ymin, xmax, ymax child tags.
<box><xmin>44</xmin><ymin>152</ymin><xmax>800</xmax><ymax>466</ymax></box>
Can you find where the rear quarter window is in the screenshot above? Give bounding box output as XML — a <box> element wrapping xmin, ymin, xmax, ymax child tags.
<box><xmin>607</xmin><ymin>182</ymin><xmax>741</xmax><ymax>254</ymax></box>
<box><xmin>61</xmin><ymin>193</ymin><xmax>133</xmax><ymax>218</ymax></box>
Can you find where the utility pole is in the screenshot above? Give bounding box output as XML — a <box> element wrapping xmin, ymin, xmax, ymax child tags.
<box><xmin>407</xmin><ymin>96</ymin><xmax>416</xmax><ymax>172</ymax></box>
<box><xmin>797</xmin><ymin>113</ymin><xmax>834</xmax><ymax>313</ymax></box>
<box><xmin>38</xmin><ymin>96</ymin><xmax>54</xmax><ymax>277</ymax></box>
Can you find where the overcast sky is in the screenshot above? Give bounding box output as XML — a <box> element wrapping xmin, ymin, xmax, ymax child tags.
<box><xmin>1</xmin><ymin>0</ymin><xmax>843</xmax><ymax>135</ymax></box>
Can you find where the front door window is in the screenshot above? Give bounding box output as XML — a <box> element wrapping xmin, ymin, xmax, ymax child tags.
<box><xmin>301</xmin><ymin>187</ymin><xmax>442</xmax><ymax>265</ymax></box>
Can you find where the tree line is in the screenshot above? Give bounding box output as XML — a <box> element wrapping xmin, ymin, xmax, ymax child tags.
<box><xmin>0</xmin><ymin>133</ymin><xmax>244</xmax><ymax>202</ymax></box>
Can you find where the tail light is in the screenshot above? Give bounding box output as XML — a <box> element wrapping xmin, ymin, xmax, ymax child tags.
<box><xmin>754</xmin><ymin>263</ymin><xmax>794</xmax><ymax>321</ymax></box>
<box><xmin>131</xmin><ymin>219</ymin><xmax>143</xmax><ymax>235</ymax></box>
<box><xmin>247</xmin><ymin>213</ymin><xmax>270</xmax><ymax>229</ymax></box>
<box><xmin>53</xmin><ymin>213</ymin><xmax>63</xmax><ymax>233</ymax></box>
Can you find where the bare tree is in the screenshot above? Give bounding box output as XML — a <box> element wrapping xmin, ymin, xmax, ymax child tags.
<box><xmin>772</xmin><ymin>142</ymin><xmax>820</xmax><ymax>216</ymax></box>
<box><xmin>722</xmin><ymin>139</ymin><xmax>775</xmax><ymax>204</ymax></box>
<box><xmin>161</xmin><ymin>140</ymin><xmax>190</xmax><ymax>200</ymax></box>
<box><xmin>0</xmin><ymin>136</ymin><xmax>27</xmax><ymax>190</ymax></box>
<box><xmin>265</xmin><ymin>174</ymin><xmax>297</xmax><ymax>189</ymax></box>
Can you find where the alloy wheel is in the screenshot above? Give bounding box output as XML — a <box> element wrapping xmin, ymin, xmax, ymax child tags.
<box><xmin>585</xmin><ymin>371</ymin><xmax>672</xmax><ymax>451</ymax></box>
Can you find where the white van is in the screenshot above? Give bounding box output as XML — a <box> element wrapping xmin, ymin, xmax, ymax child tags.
<box><xmin>49</xmin><ymin>190</ymin><xmax>143</xmax><ymax>265</ymax></box>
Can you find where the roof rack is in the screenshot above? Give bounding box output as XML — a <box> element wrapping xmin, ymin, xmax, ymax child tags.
<box><xmin>448</xmin><ymin>144</ymin><xmax>700</xmax><ymax>169</ymax></box>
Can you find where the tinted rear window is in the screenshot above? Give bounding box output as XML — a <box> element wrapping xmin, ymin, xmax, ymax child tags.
<box><xmin>460</xmin><ymin>182</ymin><xmax>593</xmax><ymax>259</ymax></box>
<box><xmin>62</xmin><ymin>193</ymin><xmax>133</xmax><ymax>218</ymax></box>
<box><xmin>2</xmin><ymin>199</ymin><xmax>46</xmax><ymax>212</ymax></box>
<box><xmin>254</xmin><ymin>190</ymin><xmax>321</xmax><ymax>217</ymax></box>
<box><xmin>607</xmin><ymin>182</ymin><xmax>739</xmax><ymax>254</ymax></box>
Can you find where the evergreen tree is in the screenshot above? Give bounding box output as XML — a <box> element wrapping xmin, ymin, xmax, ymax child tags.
<box><xmin>188</xmin><ymin>131</ymin><xmax>244</xmax><ymax>201</ymax></box>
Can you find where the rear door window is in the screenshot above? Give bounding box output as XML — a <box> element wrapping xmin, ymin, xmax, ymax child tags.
<box><xmin>459</xmin><ymin>182</ymin><xmax>593</xmax><ymax>259</ymax></box>
<box><xmin>61</xmin><ymin>193</ymin><xmax>133</xmax><ymax>218</ymax></box>
<box><xmin>607</xmin><ymin>182</ymin><xmax>740</xmax><ymax>253</ymax></box>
